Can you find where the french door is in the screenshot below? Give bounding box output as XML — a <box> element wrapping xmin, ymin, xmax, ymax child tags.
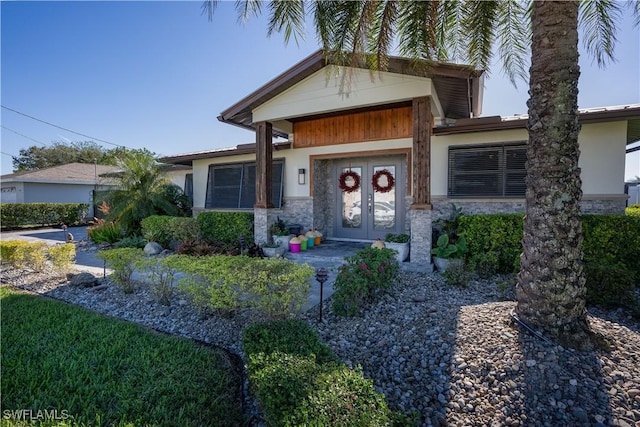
<box><xmin>334</xmin><ymin>158</ymin><xmax>404</xmax><ymax>240</ymax></box>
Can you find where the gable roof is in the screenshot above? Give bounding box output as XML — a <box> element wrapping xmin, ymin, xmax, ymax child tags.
<box><xmin>1</xmin><ymin>163</ymin><xmax>120</xmax><ymax>185</ymax></box>
<box><xmin>218</xmin><ymin>50</ymin><xmax>484</xmax><ymax>138</ymax></box>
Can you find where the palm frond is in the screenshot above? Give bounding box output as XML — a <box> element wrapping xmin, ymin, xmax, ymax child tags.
<box><xmin>201</xmin><ymin>1</ymin><xmax>218</xmax><ymax>21</ymax></box>
<box><xmin>370</xmin><ymin>0</ymin><xmax>399</xmax><ymax>71</ymax></box>
<box><xmin>235</xmin><ymin>0</ymin><xmax>263</xmax><ymax>25</ymax></box>
<box><xmin>436</xmin><ymin>0</ymin><xmax>465</xmax><ymax>62</ymax></box>
<box><xmin>495</xmin><ymin>0</ymin><xmax>530</xmax><ymax>85</ymax></box>
<box><xmin>267</xmin><ymin>0</ymin><xmax>306</xmax><ymax>45</ymax></box>
<box><xmin>397</xmin><ymin>0</ymin><xmax>436</xmax><ymax>60</ymax></box>
<box><xmin>461</xmin><ymin>0</ymin><xmax>499</xmax><ymax>71</ymax></box>
<box><xmin>579</xmin><ymin>0</ymin><xmax>622</xmax><ymax>67</ymax></box>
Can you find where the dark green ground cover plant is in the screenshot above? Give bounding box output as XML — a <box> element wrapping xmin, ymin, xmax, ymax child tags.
<box><xmin>0</xmin><ymin>287</ymin><xmax>243</xmax><ymax>427</ymax></box>
<box><xmin>243</xmin><ymin>320</ymin><xmax>410</xmax><ymax>427</ymax></box>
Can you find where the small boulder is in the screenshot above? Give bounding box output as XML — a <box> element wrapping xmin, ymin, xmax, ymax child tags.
<box><xmin>144</xmin><ymin>242</ymin><xmax>163</xmax><ymax>256</ymax></box>
<box><xmin>69</xmin><ymin>272</ymin><xmax>98</xmax><ymax>287</ymax></box>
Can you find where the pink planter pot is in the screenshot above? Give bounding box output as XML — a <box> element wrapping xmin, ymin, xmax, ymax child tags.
<box><xmin>290</xmin><ymin>242</ymin><xmax>301</xmax><ymax>253</ymax></box>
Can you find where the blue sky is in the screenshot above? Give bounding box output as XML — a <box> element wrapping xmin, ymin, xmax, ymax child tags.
<box><xmin>1</xmin><ymin>1</ymin><xmax>639</xmax><ymax>179</ymax></box>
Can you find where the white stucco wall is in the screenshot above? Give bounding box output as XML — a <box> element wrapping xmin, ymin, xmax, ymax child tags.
<box><xmin>164</xmin><ymin>169</ymin><xmax>191</xmax><ymax>190</ymax></box>
<box><xmin>190</xmin><ymin>121</ymin><xmax>627</xmax><ymax>209</ymax></box>
<box><xmin>253</xmin><ymin>66</ymin><xmax>443</xmax><ymax>126</ymax></box>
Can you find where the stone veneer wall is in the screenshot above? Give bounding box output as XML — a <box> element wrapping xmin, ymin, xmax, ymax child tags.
<box><xmin>267</xmin><ymin>198</ymin><xmax>315</xmax><ymax>235</ymax></box>
<box><xmin>431</xmin><ymin>197</ymin><xmax>625</xmax><ymax>221</ymax></box>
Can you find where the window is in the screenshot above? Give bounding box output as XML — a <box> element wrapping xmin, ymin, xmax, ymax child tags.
<box><xmin>205</xmin><ymin>160</ymin><xmax>284</xmax><ymax>209</ymax></box>
<box><xmin>448</xmin><ymin>143</ymin><xmax>526</xmax><ymax>198</ymax></box>
<box><xmin>184</xmin><ymin>173</ymin><xmax>193</xmax><ymax>204</ymax></box>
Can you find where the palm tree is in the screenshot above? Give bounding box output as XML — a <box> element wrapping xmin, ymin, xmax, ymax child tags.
<box><xmin>203</xmin><ymin>0</ymin><xmax>638</xmax><ymax>350</ymax></box>
<box><xmin>102</xmin><ymin>150</ymin><xmax>189</xmax><ymax>235</ymax></box>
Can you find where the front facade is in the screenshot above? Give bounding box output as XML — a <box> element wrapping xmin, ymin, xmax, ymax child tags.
<box><xmin>161</xmin><ymin>51</ymin><xmax>640</xmax><ymax>266</ymax></box>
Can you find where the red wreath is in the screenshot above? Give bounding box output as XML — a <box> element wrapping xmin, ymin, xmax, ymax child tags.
<box><xmin>339</xmin><ymin>170</ymin><xmax>361</xmax><ymax>193</ymax></box>
<box><xmin>372</xmin><ymin>169</ymin><xmax>395</xmax><ymax>193</ymax></box>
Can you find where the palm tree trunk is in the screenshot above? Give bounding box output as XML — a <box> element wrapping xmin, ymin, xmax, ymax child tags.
<box><xmin>516</xmin><ymin>0</ymin><xmax>592</xmax><ymax>351</ymax></box>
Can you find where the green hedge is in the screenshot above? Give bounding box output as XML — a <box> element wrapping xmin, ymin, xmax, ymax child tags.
<box><xmin>1</xmin><ymin>203</ymin><xmax>89</xmax><ymax>229</ymax></box>
<box><xmin>196</xmin><ymin>211</ymin><xmax>254</xmax><ymax>245</ymax></box>
<box><xmin>141</xmin><ymin>215</ymin><xmax>200</xmax><ymax>249</ymax></box>
<box><xmin>243</xmin><ymin>320</ymin><xmax>408</xmax><ymax>427</ymax></box>
<box><xmin>458</xmin><ymin>213</ymin><xmax>640</xmax><ymax>308</ymax></box>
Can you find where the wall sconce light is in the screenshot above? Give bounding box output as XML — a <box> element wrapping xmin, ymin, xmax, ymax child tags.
<box><xmin>298</xmin><ymin>168</ymin><xmax>306</xmax><ymax>185</ymax></box>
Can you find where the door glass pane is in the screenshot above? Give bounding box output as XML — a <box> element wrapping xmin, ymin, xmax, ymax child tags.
<box><xmin>373</xmin><ymin>166</ymin><xmax>396</xmax><ymax>230</ymax></box>
<box><xmin>341</xmin><ymin>167</ymin><xmax>362</xmax><ymax>228</ymax></box>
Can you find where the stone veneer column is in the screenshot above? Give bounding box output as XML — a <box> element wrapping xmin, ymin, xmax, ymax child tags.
<box><xmin>410</xmin><ymin>209</ymin><xmax>433</xmax><ymax>272</ymax></box>
<box><xmin>254</xmin><ymin>207</ymin><xmax>269</xmax><ymax>245</ymax></box>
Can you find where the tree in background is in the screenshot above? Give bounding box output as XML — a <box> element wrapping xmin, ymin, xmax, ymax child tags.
<box><xmin>11</xmin><ymin>141</ymin><xmax>153</xmax><ymax>172</ymax></box>
<box><xmin>100</xmin><ymin>150</ymin><xmax>190</xmax><ymax>236</ymax></box>
<box><xmin>203</xmin><ymin>0</ymin><xmax>639</xmax><ymax>350</ymax></box>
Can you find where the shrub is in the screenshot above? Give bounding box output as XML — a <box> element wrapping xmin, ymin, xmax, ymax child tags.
<box><xmin>584</xmin><ymin>262</ymin><xmax>637</xmax><ymax>309</ymax></box>
<box><xmin>243</xmin><ymin>320</ymin><xmax>405</xmax><ymax>427</ymax></box>
<box><xmin>168</xmin><ymin>255</ymin><xmax>313</xmax><ymax>318</ymax></box>
<box><xmin>96</xmin><ymin>248</ymin><xmax>144</xmax><ymax>293</ymax></box>
<box><xmin>1</xmin><ymin>203</ymin><xmax>88</xmax><ymax>229</ymax></box>
<box><xmin>238</xmin><ymin>258</ymin><xmax>314</xmax><ymax>318</ymax></box>
<box><xmin>442</xmin><ymin>259</ymin><xmax>471</xmax><ymax>287</ymax></box>
<box><xmin>196</xmin><ymin>211</ymin><xmax>254</xmax><ymax>246</ymax></box>
<box><xmin>626</xmin><ymin>203</ymin><xmax>640</xmax><ymax>216</ymax></box>
<box><xmin>48</xmin><ymin>243</ymin><xmax>76</xmax><ymax>275</ymax></box>
<box><xmin>137</xmin><ymin>257</ymin><xmax>177</xmax><ymax>306</ymax></box>
<box><xmin>458</xmin><ymin>214</ymin><xmax>524</xmax><ymax>274</ymax></box>
<box><xmin>332</xmin><ymin>247</ymin><xmax>399</xmax><ymax>317</ymax></box>
<box><xmin>88</xmin><ymin>221</ymin><xmax>123</xmax><ymax>244</ymax></box>
<box><xmin>176</xmin><ymin>239</ymin><xmax>231</xmax><ymax>256</ymax></box>
<box><xmin>243</xmin><ymin>319</ymin><xmax>334</xmax><ymax>362</ymax></box>
<box><xmin>582</xmin><ymin>215</ymin><xmax>640</xmax><ymax>282</ymax></box>
<box><xmin>141</xmin><ymin>215</ymin><xmax>200</xmax><ymax>249</ymax></box>
<box><xmin>114</xmin><ymin>235</ymin><xmax>147</xmax><ymax>249</ymax></box>
<box><xmin>0</xmin><ymin>241</ymin><xmax>47</xmax><ymax>271</ymax></box>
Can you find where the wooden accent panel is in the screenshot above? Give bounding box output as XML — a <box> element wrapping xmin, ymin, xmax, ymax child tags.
<box><xmin>255</xmin><ymin>121</ymin><xmax>273</xmax><ymax>208</ymax></box>
<box><xmin>293</xmin><ymin>106</ymin><xmax>412</xmax><ymax>148</ymax></box>
<box><xmin>412</xmin><ymin>97</ymin><xmax>432</xmax><ymax>208</ymax></box>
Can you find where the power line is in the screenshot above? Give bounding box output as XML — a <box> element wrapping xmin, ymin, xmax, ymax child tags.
<box><xmin>1</xmin><ymin>125</ymin><xmax>47</xmax><ymax>146</ymax></box>
<box><xmin>1</xmin><ymin>105</ymin><xmax>126</xmax><ymax>148</ymax></box>
<box><xmin>1</xmin><ymin>151</ymin><xmax>15</xmax><ymax>157</ymax></box>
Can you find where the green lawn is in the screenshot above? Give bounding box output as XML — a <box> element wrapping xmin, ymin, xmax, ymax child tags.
<box><xmin>0</xmin><ymin>287</ymin><xmax>243</xmax><ymax>427</ymax></box>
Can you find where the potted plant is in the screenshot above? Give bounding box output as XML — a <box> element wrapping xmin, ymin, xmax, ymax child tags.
<box><xmin>384</xmin><ymin>233</ymin><xmax>410</xmax><ymax>262</ymax></box>
<box><xmin>269</xmin><ymin>217</ymin><xmax>291</xmax><ymax>248</ymax></box>
<box><xmin>261</xmin><ymin>237</ymin><xmax>286</xmax><ymax>258</ymax></box>
<box><xmin>431</xmin><ymin>234</ymin><xmax>468</xmax><ymax>272</ymax></box>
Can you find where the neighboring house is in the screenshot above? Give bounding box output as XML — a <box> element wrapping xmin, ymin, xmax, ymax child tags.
<box><xmin>0</xmin><ymin>162</ymin><xmax>119</xmax><ymax>218</ymax></box>
<box><xmin>160</xmin><ymin>50</ymin><xmax>640</xmax><ymax>266</ymax></box>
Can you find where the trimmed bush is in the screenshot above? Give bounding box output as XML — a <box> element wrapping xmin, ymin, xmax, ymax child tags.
<box><xmin>96</xmin><ymin>248</ymin><xmax>144</xmax><ymax>293</ymax></box>
<box><xmin>196</xmin><ymin>211</ymin><xmax>254</xmax><ymax>245</ymax></box>
<box><xmin>48</xmin><ymin>243</ymin><xmax>76</xmax><ymax>275</ymax></box>
<box><xmin>243</xmin><ymin>320</ymin><xmax>407</xmax><ymax>427</ymax></box>
<box><xmin>626</xmin><ymin>203</ymin><xmax>640</xmax><ymax>216</ymax></box>
<box><xmin>332</xmin><ymin>247</ymin><xmax>399</xmax><ymax>317</ymax></box>
<box><xmin>243</xmin><ymin>319</ymin><xmax>334</xmax><ymax>363</ymax></box>
<box><xmin>1</xmin><ymin>203</ymin><xmax>88</xmax><ymax>229</ymax></box>
<box><xmin>168</xmin><ymin>255</ymin><xmax>313</xmax><ymax>319</ymax></box>
<box><xmin>0</xmin><ymin>240</ymin><xmax>47</xmax><ymax>271</ymax></box>
<box><xmin>459</xmin><ymin>213</ymin><xmax>640</xmax><ymax>309</ymax></box>
<box><xmin>458</xmin><ymin>214</ymin><xmax>524</xmax><ymax>274</ymax></box>
<box><xmin>141</xmin><ymin>215</ymin><xmax>199</xmax><ymax>249</ymax></box>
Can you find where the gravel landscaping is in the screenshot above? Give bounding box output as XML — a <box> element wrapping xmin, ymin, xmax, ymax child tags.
<box><xmin>2</xmin><ymin>262</ymin><xmax>638</xmax><ymax>427</ymax></box>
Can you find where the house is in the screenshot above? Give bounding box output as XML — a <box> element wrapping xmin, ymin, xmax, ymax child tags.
<box><xmin>0</xmin><ymin>162</ymin><xmax>119</xmax><ymax>218</ymax></box>
<box><xmin>160</xmin><ymin>50</ymin><xmax>640</xmax><ymax>266</ymax></box>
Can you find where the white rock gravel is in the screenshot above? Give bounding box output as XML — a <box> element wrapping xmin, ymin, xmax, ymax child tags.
<box><xmin>2</xmin><ymin>264</ymin><xmax>639</xmax><ymax>427</ymax></box>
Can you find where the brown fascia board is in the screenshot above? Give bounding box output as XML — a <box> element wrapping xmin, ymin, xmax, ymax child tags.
<box><xmin>434</xmin><ymin>106</ymin><xmax>640</xmax><ymax>136</ymax></box>
<box><xmin>218</xmin><ymin>49</ymin><xmax>483</xmax><ymax>133</ymax></box>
